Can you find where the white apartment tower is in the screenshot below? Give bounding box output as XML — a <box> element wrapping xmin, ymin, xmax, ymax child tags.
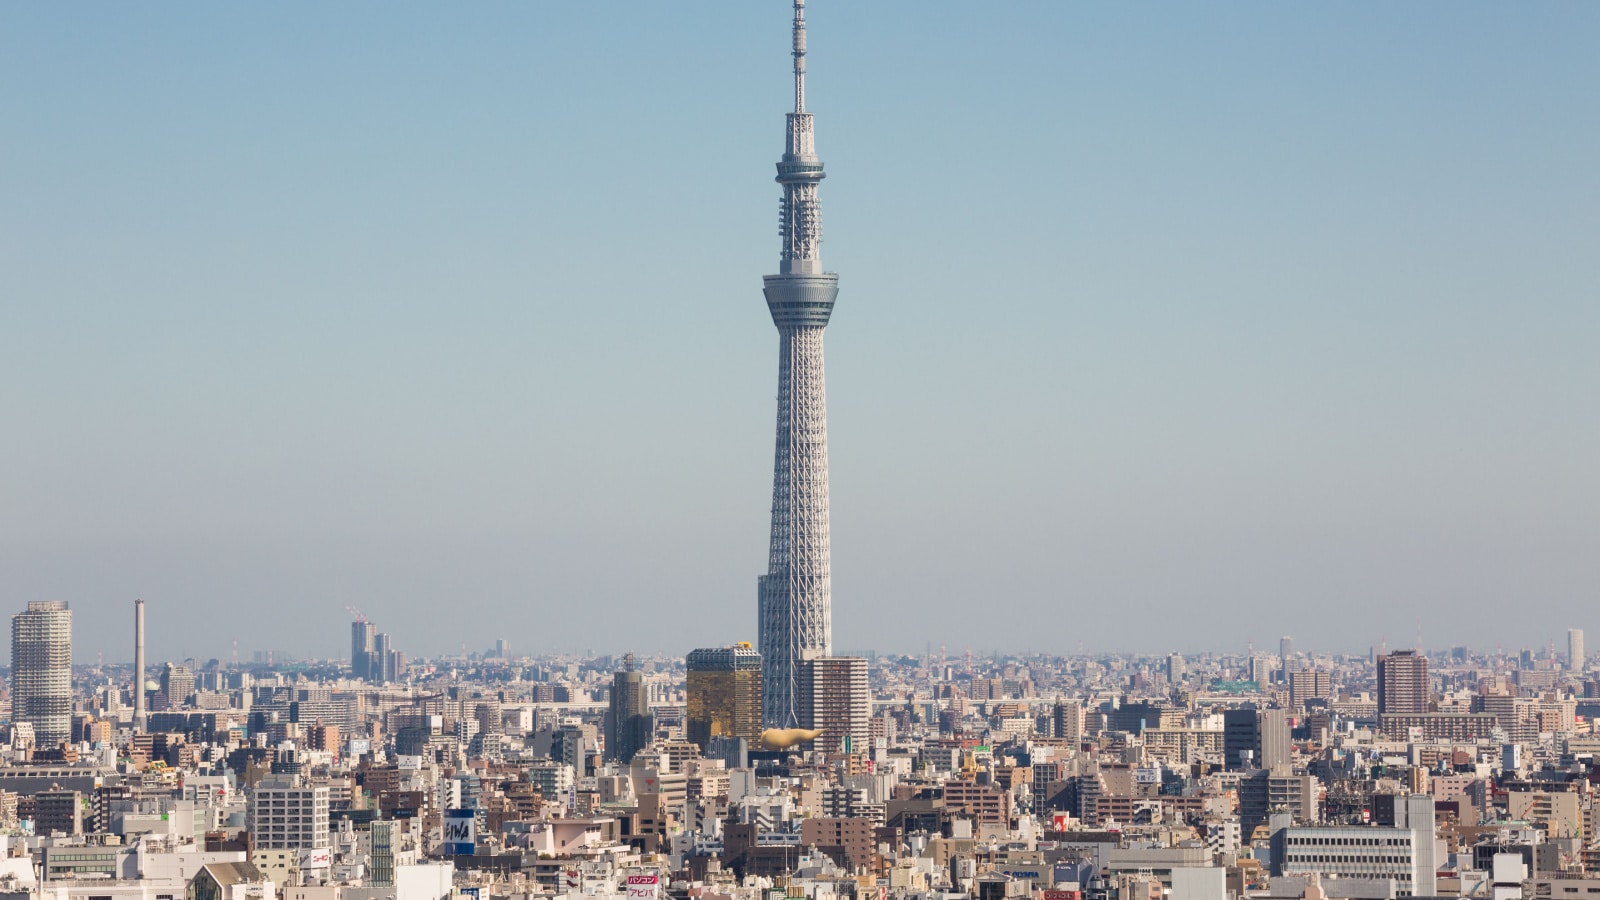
<box><xmin>11</xmin><ymin>601</ymin><xmax>72</xmax><ymax>747</ymax></box>
<box><xmin>247</xmin><ymin>775</ymin><xmax>330</xmax><ymax>851</ymax></box>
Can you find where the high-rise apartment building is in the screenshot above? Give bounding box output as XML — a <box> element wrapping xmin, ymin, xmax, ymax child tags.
<box><xmin>527</xmin><ymin>760</ymin><xmax>575</xmax><ymax>801</ymax></box>
<box><xmin>1165</xmin><ymin>653</ymin><xmax>1186</xmax><ymax>683</ymax></box>
<box><xmin>551</xmin><ymin>723</ymin><xmax>592</xmax><ymax>774</ymax></box>
<box><xmin>1569</xmin><ymin>629</ymin><xmax>1584</xmax><ymax>672</ymax></box>
<box><xmin>1377</xmin><ymin>650</ymin><xmax>1430</xmax><ymax>714</ymax></box>
<box><xmin>1249</xmin><ymin>656</ymin><xmax>1275</xmax><ymax>686</ymax></box>
<box><xmin>1052</xmin><ymin>701</ymin><xmax>1084</xmax><ymax>743</ymax></box>
<box><xmin>798</xmin><ymin>656</ymin><xmax>868</xmax><ymax>755</ymax></box>
<box><xmin>349</xmin><ymin>618</ymin><xmax>404</xmax><ymax>684</ymax></box>
<box><xmin>1239</xmin><ymin>770</ymin><xmax>1316</xmax><ymax>834</ymax></box>
<box><xmin>373</xmin><ymin>632</ymin><xmax>392</xmax><ymax>682</ymax></box>
<box><xmin>158</xmin><ymin>662</ymin><xmax>194</xmax><ymax>710</ymax></box>
<box><xmin>1223</xmin><ymin>705</ymin><xmax>1291</xmax><ymax>771</ymax></box>
<box><xmin>758</xmin><ymin>0</ymin><xmax>843</xmax><ymax>729</ymax></box>
<box><xmin>247</xmin><ymin>775</ymin><xmax>330</xmax><ymax>851</ymax></box>
<box><xmin>306</xmin><ymin>723</ymin><xmax>340</xmax><ymax>752</ymax></box>
<box><xmin>686</xmin><ymin>644</ymin><xmax>763</xmax><ymax>750</ymax></box>
<box><xmin>1289</xmin><ymin>669</ymin><xmax>1332</xmax><ymax>710</ymax></box>
<box><xmin>12</xmin><ymin>601</ymin><xmax>73</xmax><ymax>747</ymax></box>
<box><xmin>368</xmin><ymin>820</ymin><xmax>399</xmax><ymax>887</ymax></box>
<box><xmin>605</xmin><ymin>654</ymin><xmax>651</xmax><ymax>763</ymax></box>
<box><xmin>351</xmin><ymin>620</ymin><xmax>376</xmax><ymax>681</ymax></box>
<box><xmin>1260</xmin><ymin>706</ymin><xmax>1291</xmax><ymax>769</ymax></box>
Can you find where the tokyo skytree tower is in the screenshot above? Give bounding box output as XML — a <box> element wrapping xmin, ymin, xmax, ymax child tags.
<box><xmin>759</xmin><ymin>0</ymin><xmax>840</xmax><ymax>728</ymax></box>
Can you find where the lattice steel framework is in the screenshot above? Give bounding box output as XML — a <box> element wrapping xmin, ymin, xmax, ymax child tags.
<box><xmin>760</xmin><ymin>0</ymin><xmax>840</xmax><ymax>728</ymax></box>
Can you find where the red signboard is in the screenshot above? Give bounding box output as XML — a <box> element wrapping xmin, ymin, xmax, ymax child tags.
<box><xmin>627</xmin><ymin>875</ymin><xmax>660</xmax><ymax>900</ymax></box>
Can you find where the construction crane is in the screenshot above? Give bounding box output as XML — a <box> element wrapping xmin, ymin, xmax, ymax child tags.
<box><xmin>345</xmin><ymin>605</ymin><xmax>367</xmax><ymax>623</ymax></box>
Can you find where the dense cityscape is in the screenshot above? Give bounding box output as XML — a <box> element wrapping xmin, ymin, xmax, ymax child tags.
<box><xmin>4</xmin><ymin>5</ymin><xmax>1590</xmax><ymax>900</ymax></box>
<box><xmin>4</xmin><ymin>602</ymin><xmax>1600</xmax><ymax>900</ymax></box>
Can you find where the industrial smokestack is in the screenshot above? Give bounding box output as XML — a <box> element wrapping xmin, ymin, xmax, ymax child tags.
<box><xmin>134</xmin><ymin>599</ymin><xmax>146</xmax><ymax>733</ymax></box>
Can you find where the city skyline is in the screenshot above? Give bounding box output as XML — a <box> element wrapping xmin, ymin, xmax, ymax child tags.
<box><xmin>11</xmin><ymin>612</ymin><xmax>1596</xmax><ymax>671</ymax></box>
<box><xmin>8</xmin><ymin>573</ymin><xmax>1600</xmax><ymax>899</ymax></box>
<box><xmin>4</xmin><ymin>3</ymin><xmax>1597</xmax><ymax>660</ymax></box>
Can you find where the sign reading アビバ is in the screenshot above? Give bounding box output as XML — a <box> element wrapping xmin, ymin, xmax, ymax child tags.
<box><xmin>627</xmin><ymin>875</ymin><xmax>660</xmax><ymax>900</ymax></box>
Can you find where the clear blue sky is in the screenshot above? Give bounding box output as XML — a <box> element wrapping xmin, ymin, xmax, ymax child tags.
<box><xmin>3</xmin><ymin>3</ymin><xmax>1596</xmax><ymax>664</ymax></box>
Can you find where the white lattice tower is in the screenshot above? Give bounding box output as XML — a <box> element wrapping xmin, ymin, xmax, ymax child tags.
<box><xmin>759</xmin><ymin>0</ymin><xmax>839</xmax><ymax>729</ymax></box>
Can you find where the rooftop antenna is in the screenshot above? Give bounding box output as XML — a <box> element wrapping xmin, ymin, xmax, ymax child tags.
<box><xmin>791</xmin><ymin>0</ymin><xmax>807</xmax><ymax>115</ymax></box>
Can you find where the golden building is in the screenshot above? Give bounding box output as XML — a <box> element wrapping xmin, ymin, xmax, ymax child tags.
<box><xmin>686</xmin><ymin>644</ymin><xmax>763</xmax><ymax>750</ymax></box>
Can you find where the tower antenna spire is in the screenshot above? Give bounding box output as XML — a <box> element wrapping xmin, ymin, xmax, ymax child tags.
<box><xmin>792</xmin><ymin>0</ymin><xmax>807</xmax><ymax>114</ymax></box>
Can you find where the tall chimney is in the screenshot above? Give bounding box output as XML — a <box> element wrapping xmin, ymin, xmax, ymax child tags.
<box><xmin>134</xmin><ymin>599</ymin><xmax>146</xmax><ymax>733</ymax></box>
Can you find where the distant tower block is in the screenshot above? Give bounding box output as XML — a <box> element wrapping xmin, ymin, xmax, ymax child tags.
<box><xmin>759</xmin><ymin>0</ymin><xmax>841</xmax><ymax>729</ymax></box>
<box><xmin>13</xmin><ymin>601</ymin><xmax>73</xmax><ymax>747</ymax></box>
<box><xmin>1377</xmin><ymin>649</ymin><xmax>1430</xmax><ymax>715</ymax></box>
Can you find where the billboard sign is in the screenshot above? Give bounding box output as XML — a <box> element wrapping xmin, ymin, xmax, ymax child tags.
<box><xmin>442</xmin><ymin>808</ymin><xmax>476</xmax><ymax>855</ymax></box>
<box><xmin>626</xmin><ymin>875</ymin><xmax>660</xmax><ymax>900</ymax></box>
<box><xmin>298</xmin><ymin>848</ymin><xmax>331</xmax><ymax>869</ymax></box>
<box><xmin>1054</xmin><ymin>863</ymin><xmax>1090</xmax><ymax>886</ymax></box>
